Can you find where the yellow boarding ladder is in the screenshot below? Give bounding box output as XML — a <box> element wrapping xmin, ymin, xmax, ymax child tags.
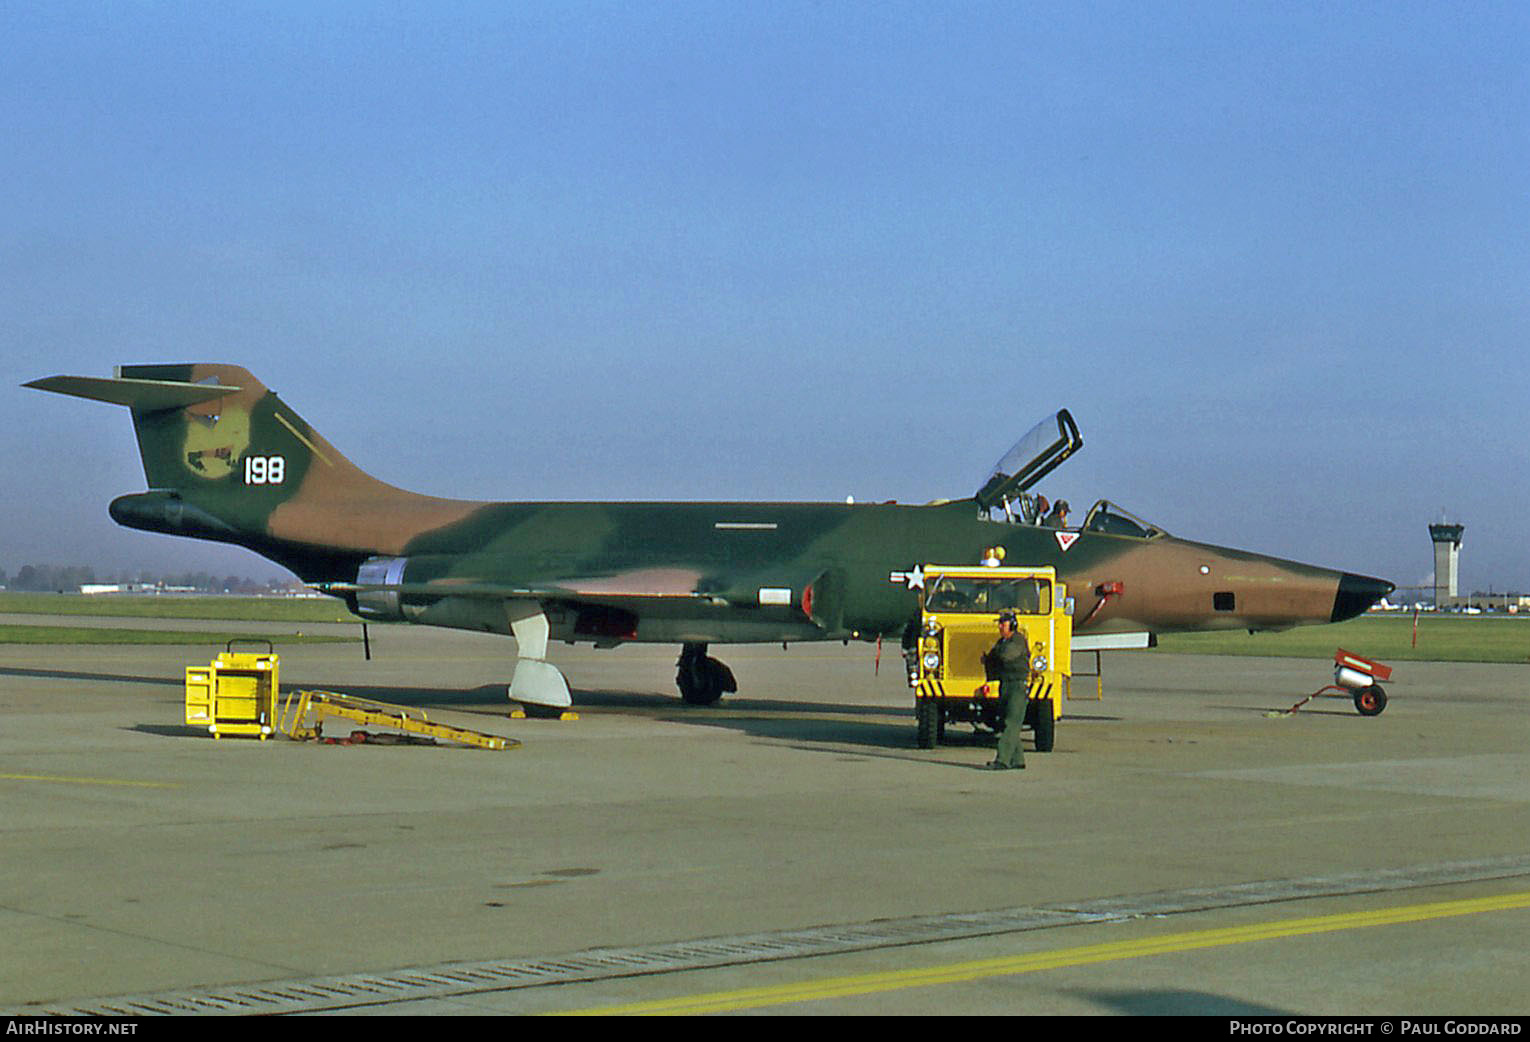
<box><xmin>277</xmin><ymin>690</ymin><xmax>518</xmax><ymax>750</ymax></box>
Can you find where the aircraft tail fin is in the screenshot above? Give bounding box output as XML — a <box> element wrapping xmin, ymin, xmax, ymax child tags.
<box><xmin>26</xmin><ymin>364</ymin><xmax>476</xmax><ymax>579</ymax></box>
<box><xmin>27</xmin><ymin>364</ymin><xmax>355</xmax><ymax>494</ymax></box>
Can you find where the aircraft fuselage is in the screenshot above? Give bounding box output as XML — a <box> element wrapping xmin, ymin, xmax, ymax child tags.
<box><xmin>129</xmin><ymin>495</ymin><xmax>1384</xmax><ymax>646</ymax></box>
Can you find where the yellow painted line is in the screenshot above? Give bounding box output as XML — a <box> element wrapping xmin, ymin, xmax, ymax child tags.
<box><xmin>275</xmin><ymin>412</ymin><xmax>333</xmax><ymax>467</ymax></box>
<box><xmin>561</xmin><ymin>890</ymin><xmax>1530</xmax><ymax>1015</ymax></box>
<box><xmin>0</xmin><ymin>772</ymin><xmax>180</xmax><ymax>789</ymax></box>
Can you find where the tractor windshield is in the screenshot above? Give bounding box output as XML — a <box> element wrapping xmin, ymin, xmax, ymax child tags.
<box><xmin>924</xmin><ymin>575</ymin><xmax>1053</xmax><ymax>616</ymax></box>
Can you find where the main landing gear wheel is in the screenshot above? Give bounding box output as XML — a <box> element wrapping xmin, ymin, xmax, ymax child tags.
<box><xmin>1353</xmin><ymin>684</ymin><xmax>1387</xmax><ymax>717</ymax></box>
<box><xmin>676</xmin><ymin>642</ymin><xmax>738</xmax><ymax>706</ymax></box>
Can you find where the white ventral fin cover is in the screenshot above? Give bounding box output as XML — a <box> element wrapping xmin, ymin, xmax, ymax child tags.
<box><xmin>507</xmin><ymin>602</ymin><xmax>572</xmax><ymax>708</ymax></box>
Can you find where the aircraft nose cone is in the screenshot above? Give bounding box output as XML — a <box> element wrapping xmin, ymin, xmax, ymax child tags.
<box><xmin>1331</xmin><ymin>573</ymin><xmax>1395</xmax><ymax>623</ymax></box>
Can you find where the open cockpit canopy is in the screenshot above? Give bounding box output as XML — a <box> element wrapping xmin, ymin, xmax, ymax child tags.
<box><xmin>974</xmin><ymin>409</ymin><xmax>1083</xmax><ymax>512</ymax></box>
<box><xmin>970</xmin><ymin>410</ymin><xmax>1169</xmax><ymax>538</ymax></box>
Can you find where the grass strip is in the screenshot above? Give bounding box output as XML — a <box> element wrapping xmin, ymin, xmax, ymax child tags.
<box><xmin>1154</xmin><ymin>614</ymin><xmax>1530</xmax><ymax>664</ymax></box>
<box><xmin>0</xmin><ymin>592</ymin><xmax>355</xmax><ymax>623</ymax></box>
<box><xmin>0</xmin><ymin>625</ymin><xmax>355</xmax><ymax>646</ymax></box>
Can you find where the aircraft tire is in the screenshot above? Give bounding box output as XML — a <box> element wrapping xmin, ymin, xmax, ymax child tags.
<box><xmin>916</xmin><ymin>699</ymin><xmax>940</xmax><ymax>749</ymax></box>
<box><xmin>1032</xmin><ymin>699</ymin><xmax>1056</xmax><ymax>752</ymax></box>
<box><xmin>677</xmin><ymin>651</ymin><xmax>734</xmax><ymax>706</ymax></box>
<box><xmin>1353</xmin><ymin>684</ymin><xmax>1387</xmax><ymax>717</ymax></box>
<box><xmin>679</xmin><ymin>671</ymin><xmax>723</xmax><ymax>706</ymax></box>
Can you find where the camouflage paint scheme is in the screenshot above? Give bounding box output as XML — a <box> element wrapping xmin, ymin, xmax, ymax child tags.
<box><xmin>28</xmin><ymin>364</ymin><xmax>1393</xmax><ymax>702</ymax></box>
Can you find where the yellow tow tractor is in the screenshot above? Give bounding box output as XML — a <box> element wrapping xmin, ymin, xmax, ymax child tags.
<box><xmin>907</xmin><ymin>563</ymin><xmax>1072</xmax><ymax>751</ymax></box>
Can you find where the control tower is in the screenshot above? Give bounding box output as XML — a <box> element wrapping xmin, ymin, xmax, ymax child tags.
<box><xmin>1429</xmin><ymin>523</ymin><xmax>1464</xmax><ymax>608</ymax></box>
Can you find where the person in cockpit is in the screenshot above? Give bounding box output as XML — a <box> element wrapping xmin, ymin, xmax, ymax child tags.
<box><xmin>1042</xmin><ymin>499</ymin><xmax>1070</xmax><ymax>529</ymax></box>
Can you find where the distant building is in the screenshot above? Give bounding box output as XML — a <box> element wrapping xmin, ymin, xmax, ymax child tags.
<box><xmin>1459</xmin><ymin>591</ymin><xmax>1529</xmax><ymax>613</ymax></box>
<box><xmin>78</xmin><ymin>582</ymin><xmax>156</xmax><ymax>595</ymax></box>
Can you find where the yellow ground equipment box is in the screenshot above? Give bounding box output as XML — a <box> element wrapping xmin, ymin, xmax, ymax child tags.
<box><xmin>908</xmin><ymin>564</ymin><xmax>1072</xmax><ymax>751</ymax></box>
<box><xmin>185</xmin><ymin>641</ymin><xmax>279</xmax><ymax>740</ymax></box>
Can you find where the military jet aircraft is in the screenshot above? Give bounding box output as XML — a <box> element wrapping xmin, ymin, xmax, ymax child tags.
<box><xmin>28</xmin><ymin>365</ymin><xmax>1393</xmax><ymax>708</ymax></box>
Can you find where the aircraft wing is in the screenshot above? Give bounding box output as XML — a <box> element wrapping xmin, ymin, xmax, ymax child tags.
<box><xmin>318</xmin><ymin>571</ymin><xmax>726</xmax><ymax>607</ymax></box>
<box><xmin>318</xmin><ymin>561</ymin><xmax>847</xmax><ymax>632</ymax></box>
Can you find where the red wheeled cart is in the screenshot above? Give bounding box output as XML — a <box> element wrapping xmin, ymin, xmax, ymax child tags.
<box><xmin>1287</xmin><ymin>648</ymin><xmax>1393</xmax><ymax>716</ymax></box>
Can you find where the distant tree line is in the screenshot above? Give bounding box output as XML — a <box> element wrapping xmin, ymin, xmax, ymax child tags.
<box><xmin>0</xmin><ymin>564</ymin><xmax>298</xmax><ymax>594</ymax></box>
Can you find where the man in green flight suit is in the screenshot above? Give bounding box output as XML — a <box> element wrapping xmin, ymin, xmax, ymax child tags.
<box><xmin>981</xmin><ymin>608</ymin><xmax>1031</xmax><ymax>770</ymax></box>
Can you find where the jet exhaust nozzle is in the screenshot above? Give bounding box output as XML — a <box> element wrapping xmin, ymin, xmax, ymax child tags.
<box><xmin>354</xmin><ymin>556</ymin><xmax>409</xmax><ymax>620</ymax></box>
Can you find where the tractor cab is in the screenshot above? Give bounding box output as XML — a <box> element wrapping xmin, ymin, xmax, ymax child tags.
<box><xmin>908</xmin><ymin>564</ymin><xmax>1072</xmax><ymax>752</ymax></box>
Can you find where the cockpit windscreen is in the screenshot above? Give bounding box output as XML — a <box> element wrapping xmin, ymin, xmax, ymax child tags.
<box><xmin>1079</xmin><ymin>500</ymin><xmax>1168</xmax><ymax>539</ymax></box>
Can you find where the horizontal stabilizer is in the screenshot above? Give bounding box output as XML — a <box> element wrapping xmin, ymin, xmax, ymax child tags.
<box><xmin>25</xmin><ymin>374</ymin><xmax>240</xmax><ymax>412</ymax></box>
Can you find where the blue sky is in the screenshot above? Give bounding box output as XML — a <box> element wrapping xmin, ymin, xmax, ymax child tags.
<box><xmin>4</xmin><ymin>2</ymin><xmax>1527</xmax><ymax>595</ymax></box>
